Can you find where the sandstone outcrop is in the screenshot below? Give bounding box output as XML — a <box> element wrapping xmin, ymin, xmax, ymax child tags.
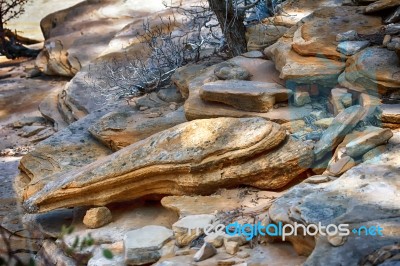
<box><xmin>22</xmin><ymin>117</ymin><xmax>313</xmax><ymax>213</ymax></box>
<box><xmin>265</xmin><ymin>7</ymin><xmax>382</xmax><ymax>86</ymax></box>
<box><xmin>269</xmin><ymin>142</ymin><xmax>400</xmax><ymax>265</ymax></box>
<box><xmin>36</xmin><ymin>0</ymin><xmax>168</xmax><ymax>76</ymax></box>
<box><xmin>88</xmin><ymin>107</ymin><xmax>187</xmax><ymax>150</ymax></box>
<box><xmin>16</xmin><ymin>107</ymin><xmax>117</xmax><ymax>199</ymax></box>
<box><xmin>172</xmin><ymin>56</ymin><xmax>313</xmax><ymax>123</ymax></box>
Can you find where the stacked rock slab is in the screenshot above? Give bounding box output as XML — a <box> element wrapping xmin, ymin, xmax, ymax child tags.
<box><xmin>22</xmin><ymin>117</ymin><xmax>314</xmax><ymax>213</ymax></box>
<box><xmin>199</xmin><ymin>80</ymin><xmax>292</xmax><ymax>112</ymax></box>
<box><xmin>173</xmin><ymin>56</ymin><xmax>313</xmax><ymax>123</ymax></box>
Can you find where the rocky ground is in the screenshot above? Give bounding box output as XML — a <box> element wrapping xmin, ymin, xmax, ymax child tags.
<box><xmin>1</xmin><ymin>0</ymin><xmax>400</xmax><ymax>265</ymax></box>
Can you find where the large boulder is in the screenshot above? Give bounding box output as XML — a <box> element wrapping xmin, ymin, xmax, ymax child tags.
<box><xmin>22</xmin><ymin>117</ymin><xmax>314</xmax><ymax>213</ymax></box>
<box><xmin>339</xmin><ymin>47</ymin><xmax>400</xmax><ymax>96</ymax></box>
<box><xmin>36</xmin><ymin>0</ymin><xmax>167</xmax><ymax>76</ymax></box>
<box><xmin>269</xmin><ymin>140</ymin><xmax>400</xmax><ymax>265</ymax></box>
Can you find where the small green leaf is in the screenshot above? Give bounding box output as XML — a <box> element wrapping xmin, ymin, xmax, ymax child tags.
<box><xmin>102</xmin><ymin>249</ymin><xmax>114</xmax><ymax>259</ymax></box>
<box><xmin>72</xmin><ymin>236</ymin><xmax>80</xmax><ymax>249</ymax></box>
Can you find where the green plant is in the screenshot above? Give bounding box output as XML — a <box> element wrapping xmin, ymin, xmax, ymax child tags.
<box><xmin>59</xmin><ymin>225</ymin><xmax>114</xmax><ymax>265</ymax></box>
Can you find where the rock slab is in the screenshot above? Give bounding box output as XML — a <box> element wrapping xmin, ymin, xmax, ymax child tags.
<box><xmin>23</xmin><ymin>117</ymin><xmax>313</xmax><ymax>213</ymax></box>
<box><xmin>200</xmin><ymin>80</ymin><xmax>292</xmax><ymax>112</ymax></box>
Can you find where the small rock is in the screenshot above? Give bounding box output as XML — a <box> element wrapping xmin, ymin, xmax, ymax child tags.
<box><xmin>12</xmin><ymin>116</ymin><xmax>46</xmax><ymax>128</ymax></box>
<box><xmin>337</xmin><ymin>41</ymin><xmax>370</xmax><ymax>56</ymax></box>
<box><xmin>175</xmin><ymin>249</ymin><xmax>192</xmax><ymax>256</ymax></box>
<box><xmin>325</xmin><ymin>156</ymin><xmax>356</xmax><ymax>176</ymax></box>
<box><xmin>304</xmin><ymin>175</ymin><xmax>335</xmax><ymax>184</ymax></box>
<box><xmin>383</xmin><ymin>35</ymin><xmax>391</xmax><ymax>47</ymax></box>
<box><xmin>314</xmin><ymin>118</ymin><xmax>334</xmax><ymax>129</ymax></box>
<box><xmin>344</xmin><ymin>128</ymin><xmax>393</xmax><ymax>158</ymax></box>
<box><xmin>236</xmin><ymin>251</ymin><xmax>250</xmax><ymax>259</ymax></box>
<box><xmin>172</xmin><ymin>214</ymin><xmax>214</xmax><ymax>247</ymax></box>
<box><xmin>327</xmin><ymin>234</ymin><xmax>347</xmax><ymax>247</ymax></box>
<box><xmin>293</xmin><ymin>91</ymin><xmax>311</xmax><ymax>107</ymax></box>
<box><xmin>310</xmin><ymin>110</ymin><xmax>327</xmax><ymax>120</ymax></box>
<box><xmin>20</xmin><ymin>125</ymin><xmax>46</xmax><ymax>137</ymax></box>
<box><xmin>336</xmin><ymin>30</ymin><xmax>358</xmax><ymax>42</ymax></box>
<box><xmin>217</xmin><ymin>259</ymin><xmax>238</xmax><ymax>266</ymax></box>
<box><xmin>214</xmin><ymin>63</ymin><xmax>250</xmax><ymax>80</ymax></box>
<box><xmin>157</xmin><ymin>87</ymin><xmax>183</xmax><ymax>103</ymax></box>
<box><xmin>224</xmin><ymin>241</ymin><xmax>239</xmax><ymax>255</ymax></box>
<box><xmin>83</xmin><ymin>207</ymin><xmax>112</xmax><ymax>229</ymax></box>
<box><xmin>124</xmin><ymin>226</ymin><xmax>173</xmax><ymax>265</ymax></box>
<box><xmin>25</xmin><ymin>67</ymin><xmax>41</xmax><ymax>78</ymax></box>
<box><xmin>204</xmin><ymin>234</ymin><xmax>224</xmax><ymax>248</ymax></box>
<box><xmin>282</xmin><ymin>120</ymin><xmax>306</xmax><ymax>133</ymax></box>
<box><xmin>223</xmin><ymin>235</ymin><xmax>247</xmax><ymax>246</ymax></box>
<box><xmin>341</xmin><ymin>93</ymin><xmax>353</xmax><ymax>107</ymax></box>
<box><xmin>169</xmin><ymin>103</ymin><xmax>177</xmax><ymax>110</ymax></box>
<box><xmin>193</xmin><ymin>242</ymin><xmax>217</xmax><ymax>262</ymax></box>
<box><xmin>305</xmin><ymin>132</ymin><xmax>322</xmax><ymax>141</ymax></box>
<box><xmin>241</xmin><ymin>50</ymin><xmax>265</xmax><ymax>58</ymax></box>
<box><xmin>139</xmin><ymin>106</ymin><xmax>148</xmax><ymax>111</ymax></box>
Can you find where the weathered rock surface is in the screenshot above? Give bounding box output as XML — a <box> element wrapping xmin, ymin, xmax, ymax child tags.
<box><xmin>267</xmin><ymin>0</ymin><xmax>345</xmax><ymax>27</ymax></box>
<box><xmin>246</xmin><ymin>24</ymin><xmax>288</xmax><ymax>51</ymax></box>
<box><xmin>193</xmin><ymin>243</ymin><xmax>217</xmax><ymax>262</ymax></box>
<box><xmin>200</xmin><ymin>80</ymin><xmax>292</xmax><ymax>112</ymax></box>
<box><xmin>124</xmin><ymin>225</ymin><xmax>173</xmax><ymax>265</ymax></box>
<box><xmin>344</xmin><ymin>127</ymin><xmax>393</xmax><ymax>158</ymax></box>
<box><xmin>174</xmin><ymin>56</ymin><xmax>313</xmax><ymax>123</ymax></box>
<box><xmin>265</xmin><ymin>7</ymin><xmax>382</xmax><ymax>86</ymax></box>
<box><xmin>161</xmin><ymin>189</ymin><xmax>282</xmax><ymax>218</ymax></box>
<box><xmin>213</xmin><ymin>62</ymin><xmax>250</xmax><ymax>80</ymax></box>
<box><xmin>83</xmin><ymin>206</ymin><xmax>113</xmax><ymax>229</ymax></box>
<box><xmin>336</xmin><ymin>41</ymin><xmax>370</xmax><ymax>56</ymax></box>
<box><xmin>339</xmin><ymin>47</ymin><xmax>400</xmax><ymax>95</ymax></box>
<box><xmin>172</xmin><ymin>214</ymin><xmax>214</xmax><ymax>247</ymax></box>
<box><xmin>36</xmin><ymin>0</ymin><xmax>167</xmax><ymax>76</ymax></box>
<box><xmin>16</xmin><ymin>107</ymin><xmax>116</xmax><ymax>200</ymax></box>
<box><xmin>88</xmin><ymin>107</ymin><xmax>187</xmax><ymax>150</ymax></box>
<box><xmin>22</xmin><ymin>117</ymin><xmax>313</xmax><ymax>213</ymax></box>
<box><xmin>364</xmin><ymin>0</ymin><xmax>400</xmax><ymax>13</ymax></box>
<box><xmin>269</xmin><ymin>141</ymin><xmax>400</xmax><ymax>264</ymax></box>
<box><xmin>314</xmin><ymin>105</ymin><xmax>366</xmax><ymax>160</ymax></box>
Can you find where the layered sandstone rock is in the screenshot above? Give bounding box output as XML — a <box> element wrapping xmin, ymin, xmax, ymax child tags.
<box><xmin>88</xmin><ymin>107</ymin><xmax>187</xmax><ymax>150</ymax></box>
<box><xmin>22</xmin><ymin>117</ymin><xmax>313</xmax><ymax>213</ymax></box>
<box><xmin>36</xmin><ymin>0</ymin><xmax>168</xmax><ymax>76</ymax></box>
<box><xmin>339</xmin><ymin>47</ymin><xmax>400</xmax><ymax>95</ymax></box>
<box><xmin>172</xmin><ymin>56</ymin><xmax>313</xmax><ymax>123</ymax></box>
<box><xmin>200</xmin><ymin>80</ymin><xmax>292</xmax><ymax>112</ymax></box>
<box><xmin>269</xmin><ymin>141</ymin><xmax>400</xmax><ymax>265</ymax></box>
<box><xmin>265</xmin><ymin>6</ymin><xmax>382</xmax><ymax>86</ymax></box>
